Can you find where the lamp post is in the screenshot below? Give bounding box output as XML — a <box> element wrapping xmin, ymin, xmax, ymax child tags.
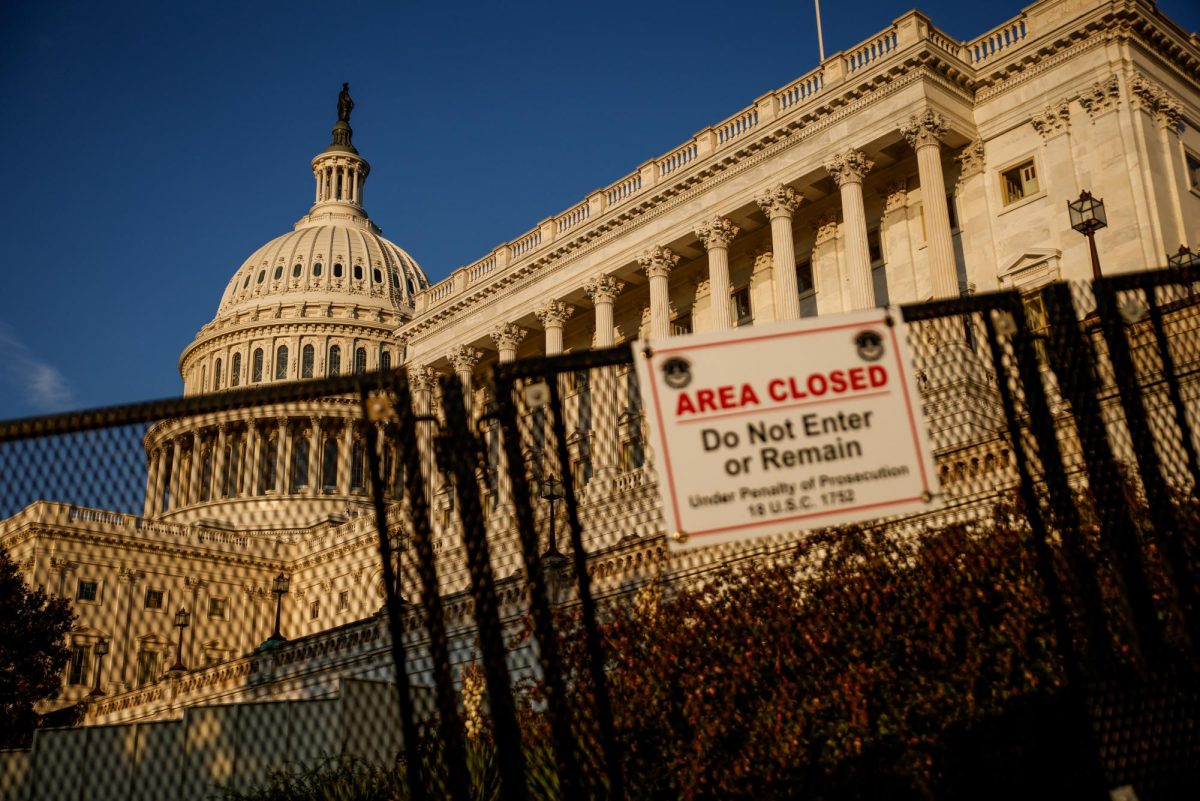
<box><xmin>539</xmin><ymin>474</ymin><xmax>564</xmax><ymax>560</ymax></box>
<box><xmin>1168</xmin><ymin>245</ymin><xmax>1200</xmax><ymax>299</ymax></box>
<box><xmin>88</xmin><ymin>637</ymin><xmax>110</xmax><ymax>697</ymax></box>
<box><xmin>266</xmin><ymin>572</ymin><xmax>290</xmax><ymax>644</ymax></box>
<box><xmin>1068</xmin><ymin>190</ymin><xmax>1107</xmax><ymax>280</ymax></box>
<box><xmin>169</xmin><ymin>608</ymin><xmax>190</xmax><ymax>673</ymax></box>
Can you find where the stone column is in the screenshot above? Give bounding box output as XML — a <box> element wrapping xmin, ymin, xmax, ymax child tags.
<box><xmin>490</xmin><ymin>323</ymin><xmax>528</xmax><ymax>363</ymax></box>
<box><xmin>214</xmin><ymin>424</ymin><xmax>229</xmax><ymax>499</ymax></box>
<box><xmin>880</xmin><ymin>182</ymin><xmax>918</xmax><ymax>303</ymax></box>
<box><xmin>242</xmin><ymin>421</ymin><xmax>258</xmax><ymax>497</ymax></box>
<box><xmin>117</xmin><ymin>567</ymin><xmax>143</xmax><ymax>691</ymax></box>
<box><xmin>276</xmin><ymin>419</ymin><xmax>290</xmax><ymax>494</ymax></box>
<box><xmin>167</xmin><ymin>439</ymin><xmax>182</xmax><ymax>511</ymax></box>
<box><xmin>901</xmin><ymin>111</ymin><xmax>957</xmax><ymax>299</ymax></box>
<box><xmin>1155</xmin><ymin>96</ymin><xmax>1189</xmax><ymax>248</ymax></box>
<box><xmin>143</xmin><ymin>448</ymin><xmax>160</xmax><ymax>518</ymax></box>
<box><xmin>694</xmin><ymin>217</ymin><xmax>740</xmax><ymax>330</ymax></box>
<box><xmin>535</xmin><ymin>302</ymin><xmax>574</xmax><ymax>355</ymax></box>
<box><xmin>756</xmin><ymin>185</ymin><xmax>804</xmax><ymax>321</ymax></box>
<box><xmin>952</xmin><ymin>140</ymin><xmax>1000</xmax><ymax>293</ymax></box>
<box><xmin>825</xmin><ymin>149</ymin><xmax>875</xmax><ymax>310</ymax></box>
<box><xmin>409</xmin><ymin>366</ymin><xmax>439</xmax><ymax>503</ymax></box>
<box><xmin>338</xmin><ymin>420</ymin><xmax>354</xmax><ymax>495</ymax></box>
<box><xmin>638</xmin><ymin>246</ymin><xmax>680</xmax><ymax>339</ymax></box>
<box><xmin>447</xmin><ymin>346</ymin><xmax>482</xmax><ymax>417</ymax></box>
<box><xmin>186</xmin><ymin>434</ymin><xmax>202</xmax><ymax>507</ymax></box>
<box><xmin>584</xmin><ymin>276</ymin><xmax>625</xmax><ymax>482</ymax></box>
<box><xmin>308</xmin><ymin>417</ymin><xmax>321</xmax><ymax>495</ymax></box>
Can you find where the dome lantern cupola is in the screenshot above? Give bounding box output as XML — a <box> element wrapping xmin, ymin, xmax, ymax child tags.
<box><xmin>302</xmin><ymin>83</ymin><xmax>372</xmax><ymax>227</ymax></box>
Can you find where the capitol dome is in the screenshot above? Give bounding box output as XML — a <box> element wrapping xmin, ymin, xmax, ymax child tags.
<box><xmin>151</xmin><ymin>88</ymin><xmax>422</xmax><ymax>529</ymax></box>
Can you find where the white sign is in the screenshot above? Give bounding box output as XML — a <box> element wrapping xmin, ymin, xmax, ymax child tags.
<box><xmin>633</xmin><ymin>307</ymin><xmax>940</xmax><ymax>551</ymax></box>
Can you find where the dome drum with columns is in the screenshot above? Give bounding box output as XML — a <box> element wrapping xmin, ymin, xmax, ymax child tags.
<box><xmin>152</xmin><ymin>90</ymin><xmax>425</xmax><ymax>528</ymax></box>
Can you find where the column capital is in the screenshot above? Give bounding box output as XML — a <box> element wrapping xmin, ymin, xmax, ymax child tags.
<box><xmin>881</xmin><ymin>182</ymin><xmax>908</xmax><ymax>214</ymax></box>
<box><xmin>1030</xmin><ymin>102</ymin><xmax>1071</xmax><ymax>141</ymax></box>
<box><xmin>637</xmin><ymin>245</ymin><xmax>680</xmax><ymax>279</ymax></box>
<box><xmin>583</xmin><ymin>275</ymin><xmax>625</xmax><ymax>305</ymax></box>
<box><xmin>408</xmin><ymin>365</ymin><xmax>439</xmax><ymax>394</ymax></box>
<box><xmin>447</xmin><ymin>346</ymin><xmax>482</xmax><ymax>374</ymax></box>
<box><xmin>824</xmin><ymin>149</ymin><xmax>873</xmax><ymax>186</ymax></box>
<box><xmin>900</xmin><ymin>110</ymin><xmax>949</xmax><ymax>150</ymax></box>
<box><xmin>185</xmin><ymin>576</ymin><xmax>207</xmax><ymax>591</ymax></box>
<box><xmin>955</xmin><ymin>139</ymin><xmax>986</xmax><ymax>181</ymax></box>
<box><xmin>489</xmin><ymin>323</ymin><xmax>528</xmax><ymax>353</ymax></box>
<box><xmin>1078</xmin><ymin>75</ymin><xmax>1120</xmax><ymax>119</ymax></box>
<box><xmin>756</xmin><ymin>184</ymin><xmax>802</xmax><ymax>220</ymax></box>
<box><xmin>694</xmin><ymin>217</ymin><xmax>740</xmax><ymax>251</ymax></box>
<box><xmin>534</xmin><ymin>301</ymin><xmax>575</xmax><ymax>329</ymax></box>
<box><xmin>1155</xmin><ymin>96</ymin><xmax>1184</xmax><ymax>135</ymax></box>
<box><xmin>118</xmin><ymin>566</ymin><xmax>144</xmax><ymax>584</ymax></box>
<box><xmin>1130</xmin><ymin>73</ymin><xmax>1163</xmax><ymax>114</ymax></box>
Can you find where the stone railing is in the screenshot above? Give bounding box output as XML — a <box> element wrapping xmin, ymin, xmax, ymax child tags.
<box><xmin>409</xmin><ymin>5</ymin><xmax>1060</xmax><ymax>316</ymax></box>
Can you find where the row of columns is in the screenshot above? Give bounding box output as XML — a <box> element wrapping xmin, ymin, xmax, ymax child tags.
<box><xmin>314</xmin><ymin>160</ymin><xmax>365</xmax><ymax>206</ymax></box>
<box><xmin>143</xmin><ymin>416</ymin><xmax>376</xmax><ymax>516</ymax></box>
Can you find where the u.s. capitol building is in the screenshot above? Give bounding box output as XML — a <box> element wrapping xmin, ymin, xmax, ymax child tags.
<box><xmin>1</xmin><ymin>0</ymin><xmax>1197</xmax><ymax>796</ymax></box>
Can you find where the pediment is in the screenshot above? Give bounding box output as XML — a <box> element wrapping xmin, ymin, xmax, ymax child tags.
<box><xmin>998</xmin><ymin>249</ymin><xmax>1062</xmax><ymax>290</ymax></box>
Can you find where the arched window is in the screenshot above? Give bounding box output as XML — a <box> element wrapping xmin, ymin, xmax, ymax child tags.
<box><xmin>302</xmin><ymin>344</ymin><xmax>314</xmax><ymax>378</ymax></box>
<box><xmin>259</xmin><ymin>434</ymin><xmax>277</xmax><ymax>494</ymax></box>
<box><xmin>231</xmin><ymin>353</ymin><xmax>242</xmax><ymax>387</ymax></box>
<box><xmin>200</xmin><ymin>364</ymin><xmax>206</xmax><ymax>393</ymax></box>
<box><xmin>333</xmin><ymin>263</ymin><xmax>344</xmax><ymax>278</ymax></box>
<box><xmin>350</xmin><ymin>441</ymin><xmax>365</xmax><ymax>492</ymax></box>
<box><xmin>353</xmin><ymin>264</ymin><xmax>363</xmax><ymax>281</ymax></box>
<box><xmin>256</xmin><ymin>270</ymin><xmax>265</xmax><ymax>284</ymax></box>
<box><xmin>328</xmin><ymin>345</ymin><xmax>341</xmax><ymax>376</ymax></box>
<box><xmin>292</xmin><ymin>263</ymin><xmax>302</xmax><ymax>278</ymax></box>
<box><xmin>322</xmin><ymin>438</ymin><xmax>338</xmax><ymax>492</ymax></box>
<box><xmin>214</xmin><ymin>358</ymin><xmax>222</xmax><ymax>391</ymax></box>
<box><xmin>242</xmin><ymin>275</ymin><xmax>251</xmax><ymax>290</ymax></box>
<box><xmin>273</xmin><ymin>265</ymin><xmax>283</xmax><ymax>281</ymax></box>
<box><xmin>354</xmin><ymin>347</ymin><xmax>367</xmax><ymax>374</ymax></box>
<box><xmin>291</xmin><ymin>437</ymin><xmax>310</xmax><ymax>493</ymax></box>
<box><xmin>313</xmin><ymin>262</ymin><xmax>323</xmax><ymax>277</ymax></box>
<box><xmin>252</xmin><ymin>348</ymin><xmax>264</xmax><ymax>382</ymax></box>
<box><xmin>200</xmin><ymin>446</ymin><xmax>213</xmax><ymax>502</ymax></box>
<box><xmin>380</xmin><ymin>349</ymin><xmax>391</xmax><ymax>371</ymax></box>
<box><xmin>373</xmin><ymin>267</ymin><xmax>383</xmax><ymax>284</ymax></box>
<box><xmin>275</xmin><ymin>345</ymin><xmax>288</xmax><ymax>380</ymax></box>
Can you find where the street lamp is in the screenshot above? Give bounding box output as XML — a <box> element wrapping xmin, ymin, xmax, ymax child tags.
<box><xmin>1068</xmin><ymin>190</ymin><xmax>1107</xmax><ymax>280</ymax></box>
<box><xmin>1167</xmin><ymin>245</ymin><xmax>1200</xmax><ymax>299</ymax></box>
<box><xmin>169</xmin><ymin>608</ymin><xmax>190</xmax><ymax>673</ymax></box>
<box><xmin>266</xmin><ymin>572</ymin><xmax>290</xmax><ymax>645</ymax></box>
<box><xmin>88</xmin><ymin>637</ymin><xmax>110</xmax><ymax>697</ymax></box>
<box><xmin>539</xmin><ymin>474</ymin><xmax>565</xmax><ymax>560</ymax></box>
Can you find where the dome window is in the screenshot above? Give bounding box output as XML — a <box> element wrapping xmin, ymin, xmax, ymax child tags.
<box><xmin>313</xmin><ymin>262</ymin><xmax>323</xmax><ymax>277</ymax></box>
<box><xmin>231</xmin><ymin>353</ymin><xmax>242</xmax><ymax>387</ymax></box>
<box><xmin>373</xmin><ymin>267</ymin><xmax>383</xmax><ymax>284</ymax></box>
<box><xmin>390</xmin><ymin>272</ymin><xmax>400</xmax><ymax>288</ymax></box>
<box><xmin>353</xmin><ymin>264</ymin><xmax>363</xmax><ymax>281</ymax></box>
<box><xmin>214</xmin><ymin>358</ymin><xmax>223</xmax><ymax>391</ymax></box>
<box><xmin>257</xmin><ymin>270</ymin><xmax>265</xmax><ymax>285</ymax></box>
<box><xmin>328</xmin><ymin>345</ymin><xmax>341</xmax><ymax>376</ymax></box>
<box><xmin>293</xmin><ymin>263</ymin><xmax>302</xmax><ymax>278</ymax></box>
<box><xmin>333</xmin><ymin>263</ymin><xmax>344</xmax><ymax>278</ymax></box>
<box><xmin>354</xmin><ymin>347</ymin><xmax>367</xmax><ymax>374</ymax></box>
<box><xmin>252</xmin><ymin>348</ymin><xmax>264</xmax><ymax>383</ymax></box>
<box><xmin>406</xmin><ymin>278</ymin><xmax>415</xmax><ymax>296</ymax></box>
<box><xmin>302</xmin><ymin>344</ymin><xmax>314</xmax><ymax>378</ymax></box>
<box><xmin>242</xmin><ymin>275</ymin><xmax>251</xmax><ymax>290</ymax></box>
<box><xmin>275</xmin><ymin>345</ymin><xmax>289</xmax><ymax>380</ymax></box>
<box><xmin>380</xmin><ymin>348</ymin><xmax>391</xmax><ymax>371</ymax></box>
<box><xmin>273</xmin><ymin>266</ymin><xmax>283</xmax><ymax>281</ymax></box>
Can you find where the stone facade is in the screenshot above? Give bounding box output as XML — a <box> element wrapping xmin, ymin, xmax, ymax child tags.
<box><xmin>2</xmin><ymin>0</ymin><xmax>1199</xmax><ymax>792</ymax></box>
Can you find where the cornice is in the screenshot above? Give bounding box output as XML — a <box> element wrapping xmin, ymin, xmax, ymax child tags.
<box><xmin>182</xmin><ymin>318</ymin><xmax>397</xmax><ymax>370</ymax></box>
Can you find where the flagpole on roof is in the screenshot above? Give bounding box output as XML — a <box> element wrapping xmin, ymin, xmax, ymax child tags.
<box><xmin>815</xmin><ymin>0</ymin><xmax>826</xmax><ymax>62</ymax></box>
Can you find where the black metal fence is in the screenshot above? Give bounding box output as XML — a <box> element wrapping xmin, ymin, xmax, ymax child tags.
<box><xmin>1</xmin><ymin>268</ymin><xmax>1197</xmax><ymax>800</ymax></box>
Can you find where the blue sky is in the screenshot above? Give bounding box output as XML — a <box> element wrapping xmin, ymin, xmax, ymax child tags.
<box><xmin>1</xmin><ymin>0</ymin><xmax>1197</xmax><ymax>419</ymax></box>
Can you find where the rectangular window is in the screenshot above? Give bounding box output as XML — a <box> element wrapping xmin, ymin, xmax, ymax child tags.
<box><xmin>731</xmin><ymin>287</ymin><xmax>752</xmax><ymax>326</ymax></box>
<box><xmin>338</xmin><ymin>590</ymin><xmax>349</xmax><ymax>611</ymax></box>
<box><xmin>620</xmin><ymin>438</ymin><xmax>644</xmax><ymax>472</ymax></box>
<box><xmin>1187</xmin><ymin>151</ymin><xmax>1200</xmax><ymax>191</ymax></box>
<box><xmin>310</xmin><ymin>600</ymin><xmax>321</xmax><ymax>620</ymax></box>
<box><xmin>1001</xmin><ymin>160</ymin><xmax>1039</xmax><ymax>205</ymax></box>
<box><xmin>670</xmin><ymin>314</ymin><xmax>692</xmax><ymax>336</ymax></box>
<box><xmin>796</xmin><ymin>259</ymin><xmax>814</xmax><ymax>296</ymax></box>
<box><xmin>77</xmin><ymin>580</ymin><xmax>98</xmax><ymax>603</ymax></box>
<box><xmin>136</xmin><ymin>650</ymin><xmax>158</xmax><ymax>688</ymax></box>
<box><xmin>144</xmin><ymin>588</ymin><xmax>164</xmax><ymax>610</ymax></box>
<box><xmin>68</xmin><ymin>644</ymin><xmax>90</xmax><ymax>685</ymax></box>
<box><xmin>1022</xmin><ymin>291</ymin><xmax>1051</xmax><ymax>365</ymax></box>
<box><xmin>867</xmin><ymin>228</ymin><xmax>884</xmax><ymax>265</ymax></box>
<box><xmin>208</xmin><ymin>597</ymin><xmax>228</xmax><ymax>620</ymax></box>
<box><xmin>946</xmin><ymin>193</ymin><xmax>959</xmax><ymax>230</ymax></box>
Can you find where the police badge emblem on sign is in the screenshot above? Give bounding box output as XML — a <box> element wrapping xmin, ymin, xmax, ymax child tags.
<box><xmin>633</xmin><ymin>307</ymin><xmax>941</xmax><ymax>551</ymax></box>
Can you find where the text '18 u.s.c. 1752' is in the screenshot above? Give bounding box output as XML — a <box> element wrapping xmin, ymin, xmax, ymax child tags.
<box><xmin>634</xmin><ymin>307</ymin><xmax>941</xmax><ymax>551</ymax></box>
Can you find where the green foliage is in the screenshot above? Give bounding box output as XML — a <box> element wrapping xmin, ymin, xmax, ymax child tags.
<box><xmin>0</xmin><ymin>546</ymin><xmax>75</xmax><ymax>749</ymax></box>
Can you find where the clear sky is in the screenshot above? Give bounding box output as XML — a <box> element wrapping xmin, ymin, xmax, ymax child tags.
<box><xmin>1</xmin><ymin>0</ymin><xmax>1197</xmax><ymax>419</ymax></box>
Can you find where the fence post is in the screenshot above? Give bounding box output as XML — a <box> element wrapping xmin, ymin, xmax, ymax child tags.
<box><xmin>1040</xmin><ymin>283</ymin><xmax>1161</xmax><ymax>667</ymax></box>
<box><xmin>437</xmin><ymin>375</ymin><xmax>529</xmax><ymax>801</ymax></box>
